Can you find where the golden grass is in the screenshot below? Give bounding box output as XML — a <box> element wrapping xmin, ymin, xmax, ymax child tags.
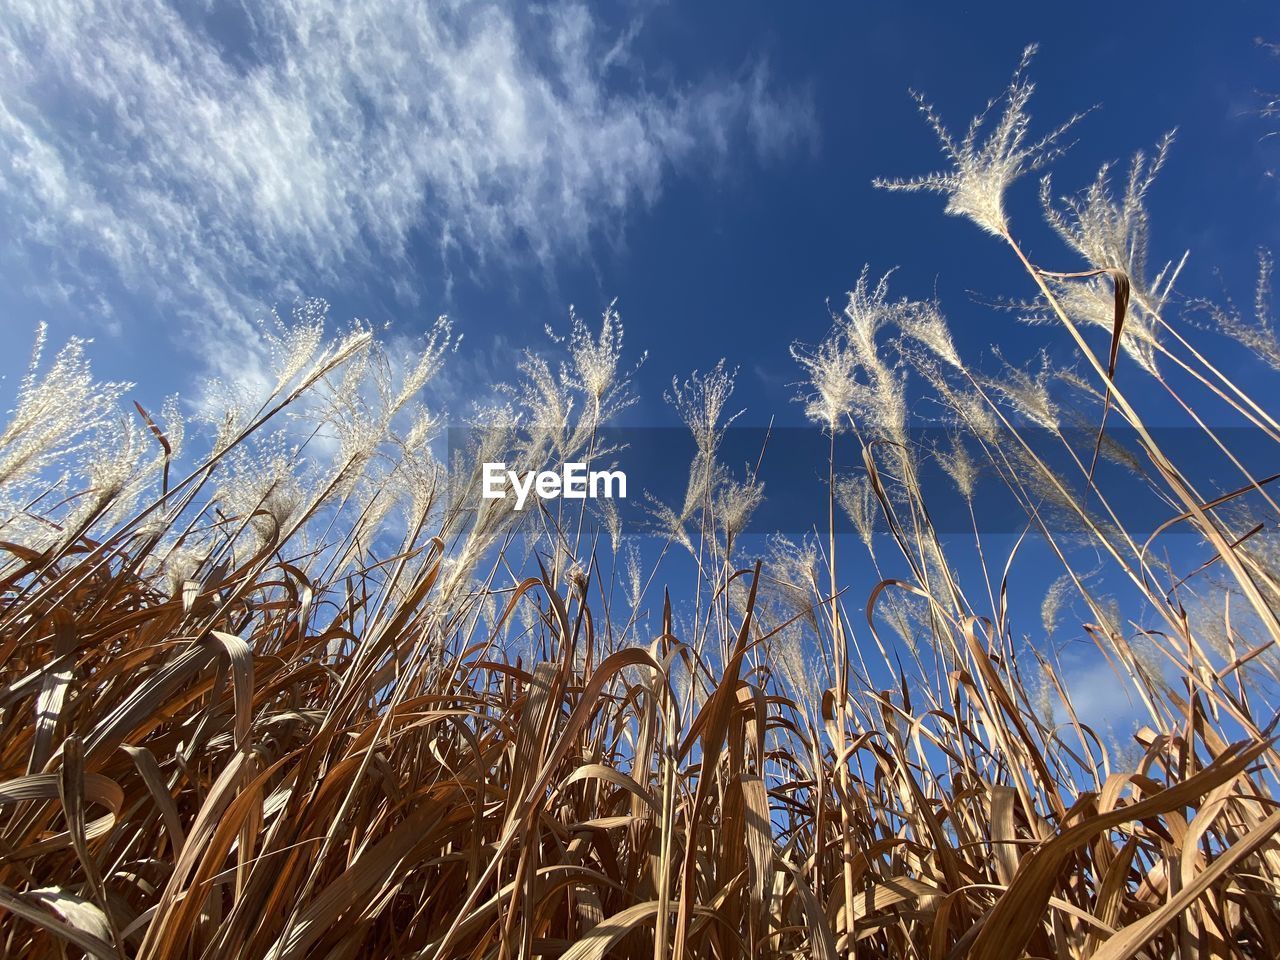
<box><xmin>3</xmin><ymin>327</ymin><xmax>1279</xmax><ymax>958</ymax></box>
<box><xmin>2</xmin><ymin>471</ymin><xmax>1278</xmax><ymax>959</ymax></box>
<box><xmin>3</xmin><ymin>51</ymin><xmax>1280</xmax><ymax>960</ymax></box>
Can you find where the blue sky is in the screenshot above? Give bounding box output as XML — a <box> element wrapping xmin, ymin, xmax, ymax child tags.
<box><xmin>3</xmin><ymin>0</ymin><xmax>1277</xmax><ymax>426</ymax></box>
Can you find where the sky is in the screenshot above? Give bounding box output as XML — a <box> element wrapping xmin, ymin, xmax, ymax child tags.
<box><xmin>2</xmin><ymin>1</ymin><xmax>1279</xmax><ymax>731</ymax></box>
<box><xmin>3</xmin><ymin>0</ymin><xmax>1277</xmax><ymax>424</ymax></box>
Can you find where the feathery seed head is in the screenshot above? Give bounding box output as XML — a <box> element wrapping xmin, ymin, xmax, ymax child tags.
<box><xmin>790</xmin><ymin>330</ymin><xmax>861</xmax><ymax>432</ymax></box>
<box><xmin>765</xmin><ymin>534</ymin><xmax>821</xmax><ymax>631</ymax></box>
<box><xmin>934</xmin><ymin>434</ymin><xmax>980</xmax><ymax>501</ymax></box>
<box><xmin>0</xmin><ymin>327</ymin><xmax>132</xmax><ymax>512</ymax></box>
<box><xmin>792</xmin><ymin>268</ymin><xmax>916</xmax><ymax>443</ymax></box>
<box><xmin>1199</xmin><ymin>249</ymin><xmax>1280</xmax><ymax>370</ymax></box>
<box><xmin>874</xmin><ymin>45</ymin><xmax>1086</xmax><ymax>236</ymax></box>
<box><xmin>898</xmin><ymin>298</ymin><xmax>962</xmax><ymax>370</ymax></box>
<box><xmin>1041</xmin><ymin>573</ymin><xmax>1074</xmax><ymax>636</ymax></box>
<box><xmin>262</xmin><ymin>298</ymin><xmax>328</xmax><ymax>395</ymax></box>
<box><xmin>835</xmin><ymin>473</ymin><xmax>880</xmax><ymax>549</ymax></box>
<box><xmin>1037</xmin><ymin>133</ymin><xmax>1182</xmax><ymax>374</ymax></box>
<box><xmin>667</xmin><ymin>361</ymin><xmax>741</xmax><ymax>454</ymax></box>
<box><xmin>988</xmin><ymin>349</ymin><xmax>1060</xmax><ymax>432</ymax></box>
<box><xmin>569</xmin><ymin>300</ymin><xmax>625</xmax><ymax>402</ymax></box>
<box><xmin>716</xmin><ymin>475</ymin><xmax>764</xmax><ymax>540</ymax></box>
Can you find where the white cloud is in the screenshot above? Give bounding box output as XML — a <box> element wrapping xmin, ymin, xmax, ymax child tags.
<box><xmin>1055</xmin><ymin>653</ymin><xmax>1157</xmax><ymax>758</ymax></box>
<box><xmin>0</xmin><ymin>0</ymin><xmax>814</xmax><ymax>371</ymax></box>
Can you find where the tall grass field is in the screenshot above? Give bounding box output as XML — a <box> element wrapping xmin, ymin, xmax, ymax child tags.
<box><xmin>2</xmin><ymin>45</ymin><xmax>1279</xmax><ymax>960</ymax></box>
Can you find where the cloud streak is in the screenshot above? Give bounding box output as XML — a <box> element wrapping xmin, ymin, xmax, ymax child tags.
<box><xmin>0</xmin><ymin>0</ymin><xmax>814</xmax><ymax>357</ymax></box>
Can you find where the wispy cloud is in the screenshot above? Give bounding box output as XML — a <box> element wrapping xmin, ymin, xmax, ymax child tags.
<box><xmin>0</xmin><ymin>0</ymin><xmax>814</xmax><ymax>365</ymax></box>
